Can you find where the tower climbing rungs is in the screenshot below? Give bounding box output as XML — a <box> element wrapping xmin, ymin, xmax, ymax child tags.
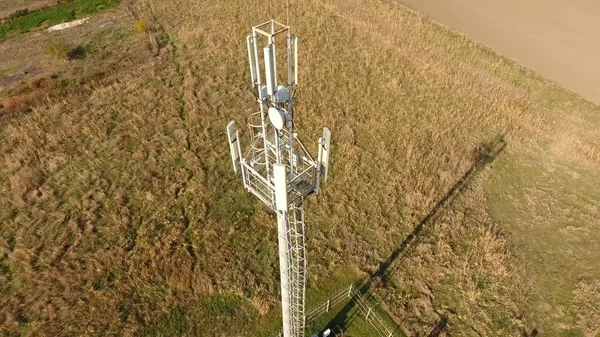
<box><xmin>286</xmin><ymin>202</ymin><xmax>306</xmax><ymax>337</ymax></box>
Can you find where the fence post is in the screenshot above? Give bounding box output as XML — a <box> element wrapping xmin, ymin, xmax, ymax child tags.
<box><xmin>348</xmin><ymin>284</ymin><xmax>353</xmax><ymax>297</ymax></box>
<box><xmin>326</xmin><ymin>299</ymin><xmax>330</xmax><ymax>312</ymax></box>
<box><xmin>366</xmin><ymin>307</ymin><xmax>371</xmax><ymax>319</ymax></box>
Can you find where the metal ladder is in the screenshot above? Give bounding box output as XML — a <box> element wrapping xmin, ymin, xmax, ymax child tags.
<box><xmin>287</xmin><ymin>200</ymin><xmax>307</xmax><ymax>337</ymax></box>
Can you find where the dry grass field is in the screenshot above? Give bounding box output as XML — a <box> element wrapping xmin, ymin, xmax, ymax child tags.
<box><xmin>0</xmin><ymin>0</ymin><xmax>599</xmax><ymax>336</ymax></box>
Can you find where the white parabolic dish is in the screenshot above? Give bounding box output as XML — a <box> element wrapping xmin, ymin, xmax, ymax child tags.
<box><xmin>268</xmin><ymin>107</ymin><xmax>286</xmax><ymax>130</ymax></box>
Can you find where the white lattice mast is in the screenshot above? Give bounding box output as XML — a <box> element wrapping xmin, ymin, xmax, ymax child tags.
<box><xmin>226</xmin><ymin>20</ymin><xmax>331</xmax><ymax>337</ymax></box>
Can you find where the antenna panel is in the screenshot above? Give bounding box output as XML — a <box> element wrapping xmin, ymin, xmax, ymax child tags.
<box><xmin>287</xmin><ymin>35</ymin><xmax>293</xmax><ymax>87</ymax></box>
<box><xmin>253</xmin><ymin>34</ymin><xmax>262</xmax><ymax>93</ymax></box>
<box><xmin>273</xmin><ymin>164</ymin><xmax>288</xmax><ymax>211</ymax></box>
<box><xmin>320</xmin><ymin>127</ymin><xmax>331</xmax><ymax>181</ymax></box>
<box><xmin>226</xmin><ymin>121</ymin><xmax>241</xmax><ymax>173</ymax></box>
<box><xmin>247</xmin><ymin>36</ymin><xmax>256</xmax><ymax>87</ymax></box>
<box><xmin>264</xmin><ymin>44</ymin><xmax>277</xmax><ymax>96</ymax></box>
<box><xmin>294</xmin><ymin>37</ymin><xmax>298</xmax><ymax>85</ymax></box>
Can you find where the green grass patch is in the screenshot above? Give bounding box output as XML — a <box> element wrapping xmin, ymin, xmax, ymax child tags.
<box><xmin>485</xmin><ymin>149</ymin><xmax>600</xmax><ymax>335</ymax></box>
<box><xmin>303</xmin><ymin>266</ymin><xmax>405</xmax><ymax>336</ymax></box>
<box><xmin>140</xmin><ymin>293</ymin><xmax>261</xmax><ymax>337</ymax></box>
<box><xmin>0</xmin><ymin>0</ymin><xmax>119</xmax><ymax>39</ymax></box>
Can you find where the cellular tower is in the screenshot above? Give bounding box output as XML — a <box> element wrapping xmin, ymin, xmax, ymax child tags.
<box><xmin>226</xmin><ymin>20</ymin><xmax>331</xmax><ymax>337</ymax></box>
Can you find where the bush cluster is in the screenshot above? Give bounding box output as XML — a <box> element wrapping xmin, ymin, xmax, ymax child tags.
<box><xmin>43</xmin><ymin>40</ymin><xmax>86</xmax><ymax>60</ymax></box>
<box><xmin>135</xmin><ymin>20</ymin><xmax>149</xmax><ymax>33</ymax></box>
<box><xmin>10</xmin><ymin>9</ymin><xmax>30</xmax><ymax>19</ymax></box>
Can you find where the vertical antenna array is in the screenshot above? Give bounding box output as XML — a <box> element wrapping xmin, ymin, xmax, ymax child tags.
<box><xmin>227</xmin><ymin>20</ymin><xmax>331</xmax><ymax>337</ymax></box>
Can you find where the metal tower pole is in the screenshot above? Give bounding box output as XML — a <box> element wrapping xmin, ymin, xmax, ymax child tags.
<box><xmin>227</xmin><ymin>19</ymin><xmax>331</xmax><ymax>337</ymax></box>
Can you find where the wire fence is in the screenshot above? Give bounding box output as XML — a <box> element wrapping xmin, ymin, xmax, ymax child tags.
<box><xmin>305</xmin><ymin>284</ymin><xmax>354</xmax><ymax>324</ymax></box>
<box><xmin>293</xmin><ymin>283</ymin><xmax>398</xmax><ymax>337</ymax></box>
<box><xmin>351</xmin><ymin>293</ymin><xmax>394</xmax><ymax>337</ymax></box>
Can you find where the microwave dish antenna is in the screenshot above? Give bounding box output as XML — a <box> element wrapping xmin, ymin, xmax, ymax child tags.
<box><xmin>268</xmin><ymin>107</ymin><xmax>287</xmax><ymax>130</ymax></box>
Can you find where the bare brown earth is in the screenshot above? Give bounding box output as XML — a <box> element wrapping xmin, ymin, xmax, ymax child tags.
<box><xmin>0</xmin><ymin>0</ymin><xmax>54</xmax><ymax>20</ymax></box>
<box><xmin>399</xmin><ymin>0</ymin><xmax>600</xmax><ymax>105</ymax></box>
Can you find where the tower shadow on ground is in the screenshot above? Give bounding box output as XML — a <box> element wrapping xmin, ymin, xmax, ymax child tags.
<box><xmin>321</xmin><ymin>135</ymin><xmax>507</xmax><ymax>336</ymax></box>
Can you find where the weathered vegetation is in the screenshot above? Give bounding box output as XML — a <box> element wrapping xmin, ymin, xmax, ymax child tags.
<box><xmin>0</xmin><ymin>6</ymin><xmax>149</xmax><ymax>116</ymax></box>
<box><xmin>0</xmin><ymin>0</ymin><xmax>118</xmax><ymax>39</ymax></box>
<box><xmin>0</xmin><ymin>0</ymin><xmax>598</xmax><ymax>336</ymax></box>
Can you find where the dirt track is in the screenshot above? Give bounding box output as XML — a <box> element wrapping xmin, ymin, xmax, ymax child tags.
<box><xmin>400</xmin><ymin>0</ymin><xmax>600</xmax><ymax>105</ymax></box>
